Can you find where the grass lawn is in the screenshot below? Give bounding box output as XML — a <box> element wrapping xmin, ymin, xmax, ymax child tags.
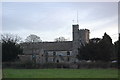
<box><xmin>2</xmin><ymin>68</ymin><xmax>118</xmax><ymax>78</ymax></box>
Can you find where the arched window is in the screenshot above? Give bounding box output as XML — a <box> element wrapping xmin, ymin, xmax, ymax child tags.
<box><xmin>57</xmin><ymin>60</ymin><xmax>59</xmax><ymax>63</ymax></box>
<box><xmin>53</xmin><ymin>51</ymin><xmax>56</xmax><ymax>56</ymax></box>
<box><xmin>67</xmin><ymin>51</ymin><xmax>70</xmax><ymax>55</ymax></box>
<box><xmin>53</xmin><ymin>58</ymin><xmax>55</xmax><ymax>62</ymax></box>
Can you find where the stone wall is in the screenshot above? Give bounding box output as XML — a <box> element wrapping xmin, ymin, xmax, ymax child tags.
<box><xmin>19</xmin><ymin>51</ymin><xmax>75</xmax><ymax>63</ymax></box>
<box><xmin>79</xmin><ymin>29</ymin><xmax>89</xmax><ymax>44</ymax></box>
<box><xmin>19</xmin><ymin>24</ymin><xmax>90</xmax><ymax>64</ymax></box>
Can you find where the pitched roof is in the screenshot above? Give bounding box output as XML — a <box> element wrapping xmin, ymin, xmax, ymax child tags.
<box><xmin>20</xmin><ymin>41</ymin><xmax>73</xmax><ymax>54</ymax></box>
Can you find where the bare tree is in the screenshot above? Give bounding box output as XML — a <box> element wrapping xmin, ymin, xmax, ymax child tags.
<box><xmin>25</xmin><ymin>34</ymin><xmax>42</xmax><ymax>42</ymax></box>
<box><xmin>25</xmin><ymin>34</ymin><xmax>42</xmax><ymax>63</ymax></box>
<box><xmin>54</xmin><ymin>37</ymin><xmax>67</xmax><ymax>42</ymax></box>
<box><xmin>1</xmin><ymin>33</ymin><xmax>22</xmax><ymax>43</ymax></box>
<box><xmin>1</xmin><ymin>33</ymin><xmax>23</xmax><ymax>62</ymax></box>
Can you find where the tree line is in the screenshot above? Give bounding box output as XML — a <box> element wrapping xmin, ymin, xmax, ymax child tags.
<box><xmin>77</xmin><ymin>33</ymin><xmax>119</xmax><ymax>62</ymax></box>
<box><xmin>1</xmin><ymin>34</ymin><xmax>67</xmax><ymax>62</ymax></box>
<box><xmin>1</xmin><ymin>33</ymin><xmax>119</xmax><ymax>62</ymax></box>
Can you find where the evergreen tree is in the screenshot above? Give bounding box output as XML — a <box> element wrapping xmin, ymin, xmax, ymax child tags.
<box><xmin>98</xmin><ymin>33</ymin><xmax>114</xmax><ymax>61</ymax></box>
<box><xmin>77</xmin><ymin>33</ymin><xmax>114</xmax><ymax>62</ymax></box>
<box><xmin>113</xmin><ymin>40</ymin><xmax>119</xmax><ymax>61</ymax></box>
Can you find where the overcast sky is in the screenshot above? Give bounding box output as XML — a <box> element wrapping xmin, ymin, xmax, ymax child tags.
<box><xmin>2</xmin><ymin>2</ymin><xmax>118</xmax><ymax>42</ymax></box>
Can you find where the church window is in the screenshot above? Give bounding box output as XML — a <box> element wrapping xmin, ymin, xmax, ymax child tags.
<box><xmin>67</xmin><ymin>51</ymin><xmax>70</xmax><ymax>55</ymax></box>
<box><xmin>57</xmin><ymin>60</ymin><xmax>59</xmax><ymax>63</ymax></box>
<box><xmin>53</xmin><ymin>58</ymin><xmax>55</xmax><ymax>62</ymax></box>
<box><xmin>53</xmin><ymin>52</ymin><xmax>56</xmax><ymax>56</ymax></box>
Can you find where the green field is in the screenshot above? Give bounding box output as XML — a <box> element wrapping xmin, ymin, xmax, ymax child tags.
<box><xmin>3</xmin><ymin>69</ymin><xmax>118</xmax><ymax>78</ymax></box>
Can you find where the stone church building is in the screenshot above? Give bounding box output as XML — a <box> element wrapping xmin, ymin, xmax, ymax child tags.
<box><xmin>19</xmin><ymin>24</ymin><xmax>89</xmax><ymax>64</ymax></box>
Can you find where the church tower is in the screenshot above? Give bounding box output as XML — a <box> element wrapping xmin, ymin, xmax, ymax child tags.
<box><xmin>72</xmin><ymin>24</ymin><xmax>90</xmax><ymax>62</ymax></box>
<box><xmin>79</xmin><ymin>29</ymin><xmax>89</xmax><ymax>45</ymax></box>
<box><xmin>72</xmin><ymin>24</ymin><xmax>79</xmax><ymax>61</ymax></box>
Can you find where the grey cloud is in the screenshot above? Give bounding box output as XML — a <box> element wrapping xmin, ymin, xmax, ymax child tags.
<box><xmin>2</xmin><ymin>2</ymin><xmax>118</xmax><ymax>42</ymax></box>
